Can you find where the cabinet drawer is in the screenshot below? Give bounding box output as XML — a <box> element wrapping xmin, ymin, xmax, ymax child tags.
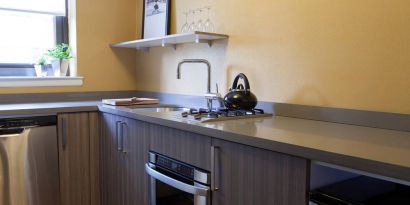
<box><xmin>149</xmin><ymin>124</ymin><xmax>212</xmax><ymax>171</ymax></box>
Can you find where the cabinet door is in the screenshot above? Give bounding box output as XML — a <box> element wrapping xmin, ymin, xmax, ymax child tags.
<box><xmin>58</xmin><ymin>113</ymin><xmax>91</xmax><ymax>205</ymax></box>
<box><xmin>101</xmin><ymin>113</ymin><xmax>123</xmax><ymax>205</ymax></box>
<box><xmin>101</xmin><ymin>113</ymin><xmax>149</xmax><ymax>205</ymax></box>
<box><xmin>122</xmin><ymin>118</ymin><xmax>149</xmax><ymax>205</ymax></box>
<box><xmin>212</xmin><ymin>139</ymin><xmax>309</xmax><ymax>205</ymax></box>
<box><xmin>89</xmin><ymin>112</ymin><xmax>101</xmax><ymax>205</ymax></box>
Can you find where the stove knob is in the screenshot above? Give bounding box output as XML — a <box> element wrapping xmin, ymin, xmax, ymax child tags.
<box><xmin>194</xmin><ymin>114</ymin><xmax>202</xmax><ymax>120</ymax></box>
<box><xmin>181</xmin><ymin>112</ymin><xmax>189</xmax><ymax>117</ymax></box>
<box><xmin>208</xmin><ymin>112</ymin><xmax>219</xmax><ymax>118</ymax></box>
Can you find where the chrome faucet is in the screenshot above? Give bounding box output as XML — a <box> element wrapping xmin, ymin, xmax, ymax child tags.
<box><xmin>177</xmin><ymin>59</ymin><xmax>221</xmax><ymax>111</ymax></box>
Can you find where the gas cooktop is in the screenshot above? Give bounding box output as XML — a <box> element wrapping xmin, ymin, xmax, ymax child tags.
<box><xmin>179</xmin><ymin>108</ymin><xmax>272</xmax><ymax>123</ymax></box>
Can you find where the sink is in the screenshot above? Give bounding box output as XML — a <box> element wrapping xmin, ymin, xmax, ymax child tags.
<box><xmin>132</xmin><ymin>107</ymin><xmax>189</xmax><ymax>112</ymax></box>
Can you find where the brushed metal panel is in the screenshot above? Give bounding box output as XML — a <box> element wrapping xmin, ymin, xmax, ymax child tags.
<box><xmin>0</xmin><ymin>126</ymin><xmax>59</xmax><ymax>205</ymax></box>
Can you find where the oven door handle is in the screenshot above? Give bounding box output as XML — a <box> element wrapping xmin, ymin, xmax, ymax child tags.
<box><xmin>145</xmin><ymin>163</ymin><xmax>209</xmax><ymax>197</ymax></box>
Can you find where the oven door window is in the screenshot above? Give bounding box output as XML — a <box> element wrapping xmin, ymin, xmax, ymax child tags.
<box><xmin>155</xmin><ymin>168</ymin><xmax>195</xmax><ymax>205</ymax></box>
<box><xmin>156</xmin><ymin>180</ymin><xmax>194</xmax><ymax>205</ymax></box>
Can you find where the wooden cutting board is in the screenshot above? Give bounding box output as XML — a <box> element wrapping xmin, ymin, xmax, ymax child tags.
<box><xmin>102</xmin><ymin>97</ymin><xmax>160</xmax><ymax>106</ymax></box>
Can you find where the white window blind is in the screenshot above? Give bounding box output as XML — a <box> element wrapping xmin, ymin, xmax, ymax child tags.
<box><xmin>0</xmin><ymin>10</ymin><xmax>56</xmax><ymax>64</ymax></box>
<box><xmin>0</xmin><ymin>0</ymin><xmax>66</xmax><ymax>16</ymax></box>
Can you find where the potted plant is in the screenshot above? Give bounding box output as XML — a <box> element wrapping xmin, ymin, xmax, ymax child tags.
<box><xmin>34</xmin><ymin>56</ymin><xmax>47</xmax><ymax>77</ymax></box>
<box><xmin>47</xmin><ymin>43</ymin><xmax>72</xmax><ymax>77</ymax></box>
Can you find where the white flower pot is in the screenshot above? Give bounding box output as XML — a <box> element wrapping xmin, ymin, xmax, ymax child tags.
<box><xmin>50</xmin><ymin>59</ymin><xmax>70</xmax><ymax>77</ymax></box>
<box><xmin>51</xmin><ymin>59</ymin><xmax>61</xmax><ymax>77</ymax></box>
<box><xmin>34</xmin><ymin>65</ymin><xmax>43</xmax><ymax>77</ymax></box>
<box><xmin>60</xmin><ymin>59</ymin><xmax>70</xmax><ymax>77</ymax></box>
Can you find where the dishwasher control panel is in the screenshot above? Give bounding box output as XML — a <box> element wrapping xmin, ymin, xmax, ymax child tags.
<box><xmin>0</xmin><ymin>115</ymin><xmax>56</xmax><ymax>128</ymax></box>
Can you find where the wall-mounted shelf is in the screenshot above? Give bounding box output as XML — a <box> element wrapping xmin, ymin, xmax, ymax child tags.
<box><xmin>110</xmin><ymin>31</ymin><xmax>229</xmax><ymax>51</ymax></box>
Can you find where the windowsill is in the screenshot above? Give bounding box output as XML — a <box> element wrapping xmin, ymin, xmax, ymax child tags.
<box><xmin>0</xmin><ymin>76</ymin><xmax>83</xmax><ymax>87</ymax></box>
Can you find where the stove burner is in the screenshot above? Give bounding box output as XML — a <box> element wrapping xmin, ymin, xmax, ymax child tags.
<box><xmin>189</xmin><ymin>108</ymin><xmax>209</xmax><ymax>115</ymax></box>
<box><xmin>181</xmin><ymin>108</ymin><xmax>268</xmax><ymax>121</ymax></box>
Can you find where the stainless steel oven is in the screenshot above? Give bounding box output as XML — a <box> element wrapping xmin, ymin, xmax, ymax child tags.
<box><xmin>145</xmin><ymin>151</ymin><xmax>211</xmax><ymax>205</ymax></box>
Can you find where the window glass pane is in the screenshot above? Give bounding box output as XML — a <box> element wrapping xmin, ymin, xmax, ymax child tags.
<box><xmin>0</xmin><ymin>10</ymin><xmax>56</xmax><ymax>64</ymax></box>
<box><xmin>0</xmin><ymin>0</ymin><xmax>65</xmax><ymax>16</ymax></box>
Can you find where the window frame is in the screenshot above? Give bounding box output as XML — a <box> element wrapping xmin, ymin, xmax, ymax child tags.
<box><xmin>0</xmin><ymin>0</ymin><xmax>82</xmax><ymax>87</ymax></box>
<box><xmin>0</xmin><ymin>63</ymin><xmax>35</xmax><ymax>68</ymax></box>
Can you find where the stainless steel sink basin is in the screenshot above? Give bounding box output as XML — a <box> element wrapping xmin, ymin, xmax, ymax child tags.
<box><xmin>132</xmin><ymin>107</ymin><xmax>189</xmax><ymax>112</ymax></box>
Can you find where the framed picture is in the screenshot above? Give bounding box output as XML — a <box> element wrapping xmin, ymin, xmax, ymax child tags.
<box><xmin>142</xmin><ymin>0</ymin><xmax>171</xmax><ymax>39</ymax></box>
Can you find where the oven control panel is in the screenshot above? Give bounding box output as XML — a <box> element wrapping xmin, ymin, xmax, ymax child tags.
<box><xmin>155</xmin><ymin>154</ymin><xmax>194</xmax><ymax>179</ymax></box>
<box><xmin>148</xmin><ymin>151</ymin><xmax>211</xmax><ymax>185</ymax></box>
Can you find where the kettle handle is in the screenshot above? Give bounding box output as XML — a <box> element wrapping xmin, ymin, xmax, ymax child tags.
<box><xmin>232</xmin><ymin>73</ymin><xmax>251</xmax><ymax>93</ymax></box>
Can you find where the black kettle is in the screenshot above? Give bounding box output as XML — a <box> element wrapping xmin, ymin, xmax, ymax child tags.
<box><xmin>223</xmin><ymin>73</ymin><xmax>258</xmax><ymax>110</ymax></box>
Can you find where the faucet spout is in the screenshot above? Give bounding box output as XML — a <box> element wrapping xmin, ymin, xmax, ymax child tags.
<box><xmin>176</xmin><ymin>59</ymin><xmax>211</xmax><ymax>93</ymax></box>
<box><xmin>177</xmin><ymin>59</ymin><xmax>218</xmax><ymax>111</ymax></box>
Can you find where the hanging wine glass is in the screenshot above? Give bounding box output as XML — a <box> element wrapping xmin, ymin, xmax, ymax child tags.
<box><xmin>196</xmin><ymin>8</ymin><xmax>205</xmax><ymax>32</ymax></box>
<box><xmin>181</xmin><ymin>11</ymin><xmax>189</xmax><ymax>33</ymax></box>
<box><xmin>188</xmin><ymin>10</ymin><xmax>196</xmax><ymax>32</ymax></box>
<box><xmin>204</xmin><ymin>6</ymin><xmax>214</xmax><ymax>32</ymax></box>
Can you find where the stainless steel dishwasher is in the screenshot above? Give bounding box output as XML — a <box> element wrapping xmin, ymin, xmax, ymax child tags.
<box><xmin>0</xmin><ymin>116</ymin><xmax>60</xmax><ymax>205</ymax></box>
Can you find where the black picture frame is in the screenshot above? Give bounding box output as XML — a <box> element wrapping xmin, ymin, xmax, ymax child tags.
<box><xmin>141</xmin><ymin>0</ymin><xmax>171</xmax><ymax>39</ymax></box>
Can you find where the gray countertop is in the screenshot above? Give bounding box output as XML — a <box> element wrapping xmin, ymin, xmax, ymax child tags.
<box><xmin>0</xmin><ymin>101</ymin><xmax>100</xmax><ymax>116</ymax></box>
<box><xmin>0</xmin><ymin>101</ymin><xmax>409</xmax><ymax>181</ymax></box>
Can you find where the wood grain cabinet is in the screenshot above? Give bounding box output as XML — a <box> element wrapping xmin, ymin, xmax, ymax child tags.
<box><xmin>58</xmin><ymin>112</ymin><xmax>100</xmax><ymax>205</ymax></box>
<box><xmin>148</xmin><ymin>124</ymin><xmax>309</xmax><ymax>204</ymax></box>
<box><xmin>149</xmin><ymin>124</ymin><xmax>212</xmax><ymax>170</ymax></box>
<box><xmin>98</xmin><ymin>113</ymin><xmax>310</xmax><ymax>205</ymax></box>
<box><xmin>100</xmin><ymin>113</ymin><xmax>149</xmax><ymax>205</ymax></box>
<box><xmin>211</xmin><ymin>139</ymin><xmax>309</xmax><ymax>205</ymax></box>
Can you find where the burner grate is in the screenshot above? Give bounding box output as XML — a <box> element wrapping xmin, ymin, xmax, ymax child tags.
<box><xmin>181</xmin><ymin>108</ymin><xmax>270</xmax><ymax>121</ymax></box>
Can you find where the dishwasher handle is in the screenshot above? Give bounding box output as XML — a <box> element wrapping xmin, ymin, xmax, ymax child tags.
<box><xmin>0</xmin><ymin>128</ymin><xmax>26</xmax><ymax>136</ymax></box>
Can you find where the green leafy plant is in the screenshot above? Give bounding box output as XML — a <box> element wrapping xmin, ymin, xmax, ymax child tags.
<box><xmin>37</xmin><ymin>56</ymin><xmax>47</xmax><ymax>65</ymax></box>
<box><xmin>47</xmin><ymin>43</ymin><xmax>72</xmax><ymax>60</ymax></box>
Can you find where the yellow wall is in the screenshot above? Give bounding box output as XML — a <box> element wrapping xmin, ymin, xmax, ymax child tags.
<box><xmin>0</xmin><ymin>0</ymin><xmax>408</xmax><ymax>114</ymax></box>
<box><xmin>135</xmin><ymin>0</ymin><xmax>410</xmax><ymax>114</ymax></box>
<box><xmin>0</xmin><ymin>0</ymin><xmax>140</xmax><ymax>94</ymax></box>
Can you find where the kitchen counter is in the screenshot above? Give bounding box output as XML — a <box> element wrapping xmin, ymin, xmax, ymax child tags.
<box><xmin>0</xmin><ymin>101</ymin><xmax>409</xmax><ymax>181</ymax></box>
<box><xmin>0</xmin><ymin>101</ymin><xmax>100</xmax><ymax>116</ymax></box>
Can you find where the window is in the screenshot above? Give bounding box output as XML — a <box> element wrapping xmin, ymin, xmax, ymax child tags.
<box><xmin>0</xmin><ymin>0</ymin><xmax>68</xmax><ymax>76</ymax></box>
